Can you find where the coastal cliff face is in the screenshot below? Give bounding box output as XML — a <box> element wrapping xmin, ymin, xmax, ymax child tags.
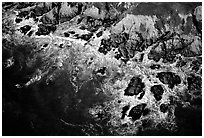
<box><xmin>2</xmin><ymin>2</ymin><xmax>202</xmax><ymax>136</ymax></box>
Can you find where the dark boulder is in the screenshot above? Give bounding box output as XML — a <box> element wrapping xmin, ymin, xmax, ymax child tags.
<box><xmin>124</xmin><ymin>76</ymin><xmax>145</xmax><ymax>96</ymax></box>
<box><xmin>150</xmin><ymin>84</ymin><xmax>164</xmax><ymax>101</ymax></box>
<box><xmin>35</xmin><ymin>24</ymin><xmax>56</xmax><ymax>36</ymax></box>
<box><xmin>156</xmin><ymin>72</ymin><xmax>181</xmax><ymax>89</ymax></box>
<box><xmin>160</xmin><ymin>103</ymin><xmax>169</xmax><ymax>113</ymax></box>
<box><xmin>128</xmin><ymin>103</ymin><xmax>147</xmax><ymax>121</ymax></box>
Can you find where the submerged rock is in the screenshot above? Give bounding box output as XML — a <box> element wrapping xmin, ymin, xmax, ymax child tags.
<box><xmin>124</xmin><ymin>76</ymin><xmax>145</xmax><ymax>96</ymax></box>
<box><xmin>128</xmin><ymin>103</ymin><xmax>147</xmax><ymax>121</ymax></box>
<box><xmin>156</xmin><ymin>72</ymin><xmax>181</xmax><ymax>89</ymax></box>
<box><xmin>150</xmin><ymin>84</ymin><xmax>164</xmax><ymax>101</ymax></box>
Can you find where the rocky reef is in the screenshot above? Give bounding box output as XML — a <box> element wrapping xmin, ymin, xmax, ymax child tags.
<box><xmin>2</xmin><ymin>2</ymin><xmax>202</xmax><ymax>136</ymax></box>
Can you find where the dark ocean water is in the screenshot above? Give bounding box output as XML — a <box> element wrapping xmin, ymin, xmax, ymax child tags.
<box><xmin>2</xmin><ymin>58</ymin><xmax>111</xmax><ymax>135</ymax></box>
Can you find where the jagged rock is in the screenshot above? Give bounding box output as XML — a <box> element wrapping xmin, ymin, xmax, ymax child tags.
<box><xmin>128</xmin><ymin>103</ymin><xmax>147</xmax><ymax>121</ymax></box>
<box><xmin>35</xmin><ymin>24</ymin><xmax>56</xmax><ymax>36</ymax></box>
<box><xmin>2</xmin><ymin>2</ymin><xmax>202</xmax><ymax>136</ymax></box>
<box><xmin>97</xmin><ymin>32</ymin><xmax>132</xmax><ymax>60</ymax></box>
<box><xmin>160</xmin><ymin>103</ymin><xmax>169</xmax><ymax>113</ymax></box>
<box><xmin>124</xmin><ymin>76</ymin><xmax>145</xmax><ymax>96</ymax></box>
<box><xmin>150</xmin><ymin>84</ymin><xmax>164</xmax><ymax>101</ymax></box>
<box><xmin>156</xmin><ymin>72</ymin><xmax>181</xmax><ymax>89</ymax></box>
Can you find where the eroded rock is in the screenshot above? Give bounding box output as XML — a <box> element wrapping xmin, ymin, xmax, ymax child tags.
<box><xmin>150</xmin><ymin>84</ymin><xmax>164</xmax><ymax>101</ymax></box>
<box><xmin>128</xmin><ymin>103</ymin><xmax>147</xmax><ymax>121</ymax></box>
<box><xmin>156</xmin><ymin>72</ymin><xmax>181</xmax><ymax>89</ymax></box>
<box><xmin>124</xmin><ymin>76</ymin><xmax>145</xmax><ymax>97</ymax></box>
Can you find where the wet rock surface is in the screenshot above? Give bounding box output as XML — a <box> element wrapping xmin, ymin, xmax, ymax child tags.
<box><xmin>124</xmin><ymin>76</ymin><xmax>145</xmax><ymax>96</ymax></box>
<box><xmin>2</xmin><ymin>2</ymin><xmax>202</xmax><ymax>136</ymax></box>
<box><xmin>160</xmin><ymin>103</ymin><xmax>169</xmax><ymax>113</ymax></box>
<box><xmin>128</xmin><ymin>103</ymin><xmax>147</xmax><ymax>121</ymax></box>
<box><xmin>156</xmin><ymin>72</ymin><xmax>181</xmax><ymax>89</ymax></box>
<box><xmin>150</xmin><ymin>84</ymin><xmax>164</xmax><ymax>101</ymax></box>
